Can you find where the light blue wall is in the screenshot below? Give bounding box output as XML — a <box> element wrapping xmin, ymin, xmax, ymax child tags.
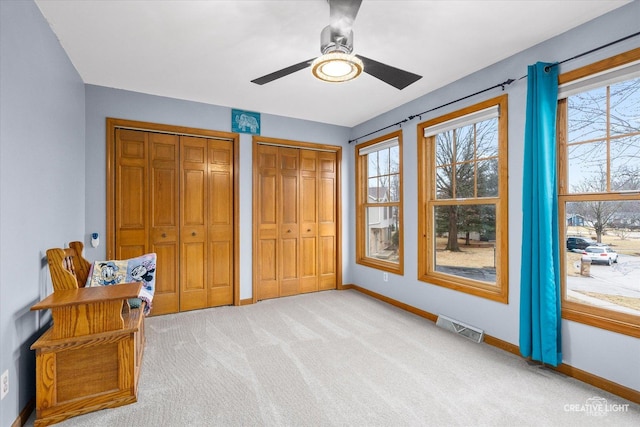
<box><xmin>84</xmin><ymin>86</ymin><xmax>351</xmax><ymax>300</ymax></box>
<box><xmin>348</xmin><ymin>1</ymin><xmax>640</xmax><ymax>392</ymax></box>
<box><xmin>0</xmin><ymin>1</ymin><xmax>85</xmax><ymax>425</ymax></box>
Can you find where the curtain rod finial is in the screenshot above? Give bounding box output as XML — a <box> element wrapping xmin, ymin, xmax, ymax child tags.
<box><xmin>501</xmin><ymin>79</ymin><xmax>515</xmax><ymax>91</ymax></box>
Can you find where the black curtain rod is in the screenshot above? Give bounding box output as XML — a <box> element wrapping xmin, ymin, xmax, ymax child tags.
<box><xmin>544</xmin><ymin>30</ymin><xmax>640</xmax><ymax>73</ymax></box>
<box><xmin>350</xmin><ymin>30</ymin><xmax>640</xmax><ymax>144</ymax></box>
<box><xmin>348</xmin><ymin>79</ymin><xmax>514</xmax><ymax>144</ymax></box>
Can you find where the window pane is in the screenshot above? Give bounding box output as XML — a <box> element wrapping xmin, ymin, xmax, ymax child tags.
<box><xmin>378</xmin><ymin>175</ymin><xmax>390</xmax><ymax>200</ymax></box>
<box><xmin>565</xmin><ymin>200</ymin><xmax>640</xmax><ymax>316</ymax></box>
<box><xmin>434</xmin><ymin>204</ymin><xmax>497</xmax><ymax>285</ymax></box>
<box><xmin>611</xmin><ymin>135</ymin><xmax>640</xmax><ymax>192</ymax></box>
<box><xmin>435</xmin><ymin>131</ymin><xmax>454</xmax><ymax>167</ymax></box>
<box><xmin>368</xmin><ymin>178</ymin><xmax>380</xmax><ymax>202</ymax></box>
<box><xmin>567</xmin><ymin>141</ymin><xmax>607</xmax><ymax>193</ymax></box>
<box><xmin>436</xmin><ymin>166</ymin><xmax>453</xmax><ymax>199</ymax></box>
<box><xmin>477</xmin><ymin>159</ymin><xmax>499</xmax><ymax>197</ymax></box>
<box><xmin>476</xmin><ymin>118</ymin><xmax>498</xmax><ymax>159</ymax></box>
<box><xmin>610</xmin><ymin>77</ymin><xmax>640</xmax><ymax>137</ymax></box>
<box><xmin>366</xmin><ymin>206</ymin><xmax>399</xmax><ymax>264</ymax></box>
<box><xmin>567</xmin><ymin>86</ymin><xmax>607</xmax><ymax>143</ymax></box>
<box><xmin>390</xmin><ymin>145</ymin><xmax>400</xmax><ymax>174</ymax></box>
<box><xmin>456</xmin><ymin>125</ymin><xmax>474</xmax><ymax>163</ymax></box>
<box><xmin>378</xmin><ymin>148</ymin><xmax>390</xmax><ymax>176</ymax></box>
<box><xmin>455</xmin><ymin>162</ymin><xmax>474</xmax><ymax>198</ymax></box>
<box><xmin>389</xmin><ymin>174</ymin><xmax>400</xmax><ymax>202</ymax></box>
<box><xmin>368</xmin><ymin>153</ymin><xmax>378</xmax><ymax>178</ymax></box>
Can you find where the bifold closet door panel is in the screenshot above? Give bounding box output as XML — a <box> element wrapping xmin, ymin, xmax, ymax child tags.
<box><xmin>256</xmin><ymin>144</ymin><xmax>279</xmax><ymax>300</ymax></box>
<box><xmin>180</xmin><ymin>136</ymin><xmax>208</xmax><ymax>311</ymax></box>
<box><xmin>318</xmin><ymin>151</ymin><xmax>337</xmax><ymax>290</ymax></box>
<box><xmin>149</xmin><ymin>132</ymin><xmax>180</xmax><ymax>315</ymax></box>
<box><xmin>278</xmin><ymin>147</ymin><xmax>301</xmax><ymax>297</ymax></box>
<box><xmin>300</xmin><ymin>149</ymin><xmax>319</xmax><ymax>293</ymax></box>
<box><xmin>207</xmin><ymin>139</ymin><xmax>234</xmax><ymax>307</ymax></box>
<box><xmin>115</xmin><ymin>129</ymin><xmax>149</xmax><ymax>260</ymax></box>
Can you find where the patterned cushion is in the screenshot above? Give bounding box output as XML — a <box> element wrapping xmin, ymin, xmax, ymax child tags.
<box><xmin>86</xmin><ymin>253</ymin><xmax>156</xmax><ymax>315</ymax></box>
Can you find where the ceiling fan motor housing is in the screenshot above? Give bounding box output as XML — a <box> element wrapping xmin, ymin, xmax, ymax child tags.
<box><xmin>320</xmin><ymin>25</ymin><xmax>354</xmax><ymax>54</ymax></box>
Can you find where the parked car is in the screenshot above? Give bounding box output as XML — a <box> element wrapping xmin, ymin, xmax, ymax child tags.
<box><xmin>582</xmin><ymin>245</ymin><xmax>618</xmax><ymax>265</ymax></box>
<box><xmin>567</xmin><ymin>236</ymin><xmax>597</xmax><ymax>251</ymax></box>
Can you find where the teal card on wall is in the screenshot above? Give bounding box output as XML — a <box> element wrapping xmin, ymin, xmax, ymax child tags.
<box><xmin>232</xmin><ymin>109</ymin><xmax>260</xmax><ymax>135</ymax></box>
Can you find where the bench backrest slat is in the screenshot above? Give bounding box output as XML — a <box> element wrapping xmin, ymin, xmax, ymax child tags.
<box><xmin>46</xmin><ymin>241</ymin><xmax>92</xmax><ymax>292</ymax></box>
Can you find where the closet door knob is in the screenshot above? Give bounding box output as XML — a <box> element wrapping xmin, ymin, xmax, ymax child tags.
<box><xmin>287</xmin><ymin>229</ymin><xmax>291</xmax><ymax>233</ymax></box>
<box><xmin>162</xmin><ymin>233</ymin><xmax>167</xmax><ymax>238</ymax></box>
<box><xmin>192</xmin><ymin>231</ymin><xmax>196</xmax><ymax>236</ymax></box>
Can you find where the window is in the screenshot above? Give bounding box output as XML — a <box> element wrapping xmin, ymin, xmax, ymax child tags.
<box><xmin>418</xmin><ymin>95</ymin><xmax>508</xmax><ymax>302</ymax></box>
<box><xmin>558</xmin><ymin>48</ymin><xmax>640</xmax><ymax>337</ymax></box>
<box><xmin>355</xmin><ymin>131</ymin><xmax>403</xmax><ymax>274</ymax></box>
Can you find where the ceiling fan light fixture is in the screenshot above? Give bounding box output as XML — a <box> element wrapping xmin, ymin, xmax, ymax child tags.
<box><xmin>311</xmin><ymin>51</ymin><xmax>363</xmax><ymax>83</ymax></box>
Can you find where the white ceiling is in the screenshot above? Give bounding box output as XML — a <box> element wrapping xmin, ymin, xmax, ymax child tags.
<box><xmin>35</xmin><ymin>0</ymin><xmax>630</xmax><ymax>127</ymax></box>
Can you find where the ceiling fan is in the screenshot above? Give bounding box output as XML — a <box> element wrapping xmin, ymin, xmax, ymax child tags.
<box><xmin>251</xmin><ymin>0</ymin><xmax>422</xmax><ymax>90</ymax></box>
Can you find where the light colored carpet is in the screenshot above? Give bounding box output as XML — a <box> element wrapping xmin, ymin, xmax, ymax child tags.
<box><xmin>51</xmin><ymin>289</ymin><xmax>638</xmax><ymax>426</ymax></box>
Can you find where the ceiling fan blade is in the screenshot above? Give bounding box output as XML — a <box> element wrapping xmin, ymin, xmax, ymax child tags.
<box><xmin>357</xmin><ymin>55</ymin><xmax>422</xmax><ymax>90</ymax></box>
<box><xmin>251</xmin><ymin>59</ymin><xmax>315</xmax><ymax>85</ymax></box>
<box><xmin>329</xmin><ymin>0</ymin><xmax>362</xmax><ymax>32</ymax></box>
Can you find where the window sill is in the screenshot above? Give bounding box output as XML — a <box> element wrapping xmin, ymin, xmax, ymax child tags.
<box><xmin>356</xmin><ymin>257</ymin><xmax>403</xmax><ymax>275</ymax></box>
<box><xmin>418</xmin><ymin>272</ymin><xmax>508</xmax><ymax>304</ymax></box>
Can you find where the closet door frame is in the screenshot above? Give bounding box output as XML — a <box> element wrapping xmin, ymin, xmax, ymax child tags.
<box><xmin>106</xmin><ymin>118</ymin><xmax>241</xmax><ymax>306</ymax></box>
<box><xmin>252</xmin><ymin>135</ymin><xmax>343</xmax><ymax>303</ymax></box>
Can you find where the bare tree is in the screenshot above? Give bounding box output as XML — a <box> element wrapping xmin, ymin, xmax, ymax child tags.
<box><xmin>434</xmin><ymin>119</ymin><xmax>498</xmax><ymax>251</ymax></box>
<box><xmin>565</xmin><ymin>77</ymin><xmax>640</xmax><ymax>242</ymax></box>
<box><xmin>570</xmin><ymin>167</ymin><xmax>621</xmax><ymax>242</ymax></box>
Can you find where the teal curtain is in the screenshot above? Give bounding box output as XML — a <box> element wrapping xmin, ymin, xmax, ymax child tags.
<box><xmin>519</xmin><ymin>62</ymin><xmax>562</xmax><ymax>366</ymax></box>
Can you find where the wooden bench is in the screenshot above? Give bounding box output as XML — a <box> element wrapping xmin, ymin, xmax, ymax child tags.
<box><xmin>31</xmin><ymin>242</ymin><xmax>146</xmax><ymax>426</ymax></box>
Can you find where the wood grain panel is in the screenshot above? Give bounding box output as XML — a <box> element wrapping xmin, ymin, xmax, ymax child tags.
<box><xmin>50</xmin><ymin>301</ymin><xmax>125</xmax><ymax>339</ymax></box>
<box><xmin>37</xmin><ymin>352</ymin><xmax>56</xmax><ymax>410</ymax></box>
<box><xmin>259</xmin><ymin>240</ymin><xmax>277</xmax><ymax>281</ymax></box>
<box><xmin>210</xmin><ymin>173</ymin><xmax>231</xmax><ymax>224</ymax></box>
<box><xmin>56</xmin><ymin>343</ymin><xmax>119</xmax><ymax>402</ymax></box>
<box><xmin>260</xmin><ymin>174</ymin><xmax>277</xmax><ymax>225</ymax></box>
<box><xmin>150</xmin><ymin>242</ymin><xmax>179</xmax><ymax>314</ymax></box>
<box><xmin>118</xmin><ymin>167</ymin><xmax>146</xmax><ymax>228</ymax></box>
<box><xmin>181</xmin><ymin>242</ymin><xmax>206</xmax><ymax>288</ymax></box>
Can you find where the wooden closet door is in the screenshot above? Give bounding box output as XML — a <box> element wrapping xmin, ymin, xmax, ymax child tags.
<box><xmin>149</xmin><ymin>133</ymin><xmax>180</xmax><ymax>314</ymax></box>
<box><xmin>112</xmin><ymin>120</ymin><xmax>236</xmax><ymax>314</ymax></box>
<box><xmin>300</xmin><ymin>150</ymin><xmax>319</xmax><ymax>293</ymax></box>
<box><xmin>207</xmin><ymin>139</ymin><xmax>234</xmax><ymax>307</ymax></box>
<box><xmin>318</xmin><ymin>151</ymin><xmax>337</xmax><ymax>290</ymax></box>
<box><xmin>180</xmin><ymin>136</ymin><xmax>208</xmax><ymax>311</ymax></box>
<box><xmin>278</xmin><ymin>147</ymin><xmax>300</xmax><ymax>296</ymax></box>
<box><xmin>256</xmin><ymin>145</ymin><xmax>279</xmax><ymax>300</ymax></box>
<box><xmin>254</xmin><ymin>143</ymin><xmax>338</xmax><ymax>300</ymax></box>
<box><xmin>115</xmin><ymin>129</ymin><xmax>149</xmax><ymax>259</ymax></box>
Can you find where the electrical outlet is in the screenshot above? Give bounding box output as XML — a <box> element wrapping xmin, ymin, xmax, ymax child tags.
<box><xmin>383</xmin><ymin>272</ymin><xmax>389</xmax><ymax>282</ymax></box>
<box><xmin>1</xmin><ymin>370</ymin><xmax>8</xmax><ymax>400</ymax></box>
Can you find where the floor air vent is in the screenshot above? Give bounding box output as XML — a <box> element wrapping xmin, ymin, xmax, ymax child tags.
<box><xmin>436</xmin><ymin>315</ymin><xmax>484</xmax><ymax>343</ymax></box>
